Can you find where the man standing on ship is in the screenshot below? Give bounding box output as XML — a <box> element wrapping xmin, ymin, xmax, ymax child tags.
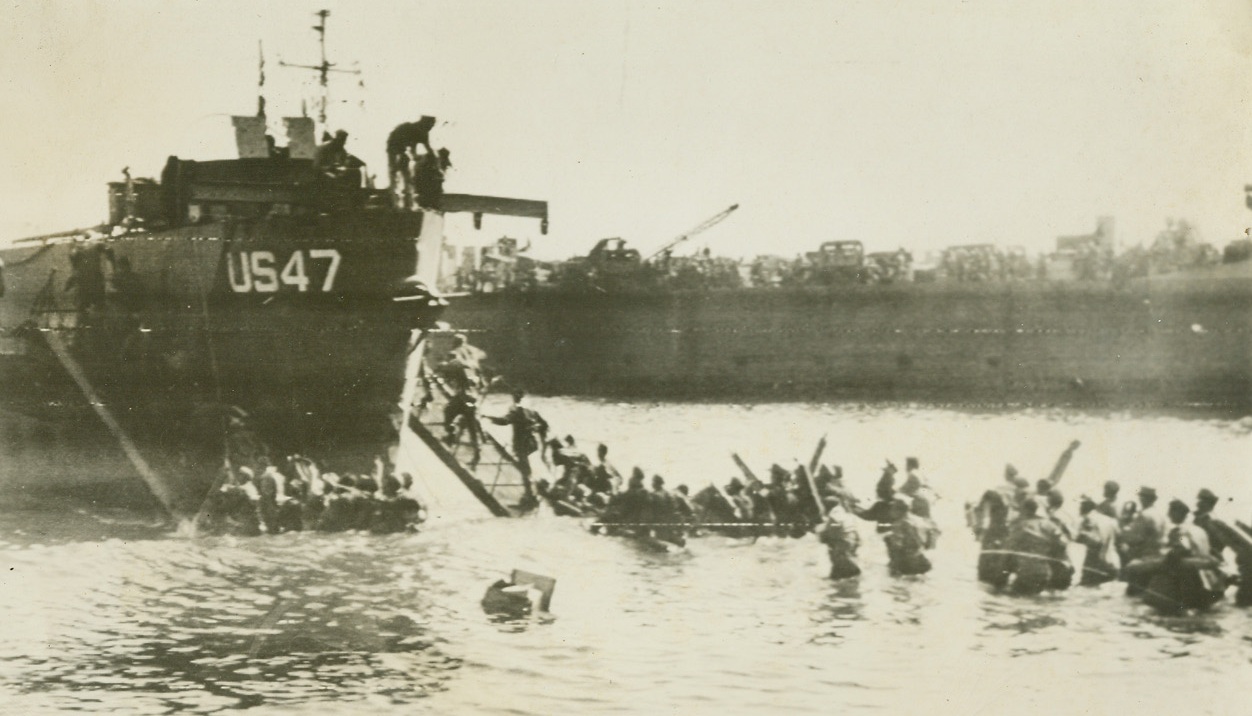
<box><xmin>313</xmin><ymin>130</ymin><xmax>349</xmax><ymax>176</ymax></box>
<box><xmin>386</xmin><ymin>116</ymin><xmax>436</xmax><ymax>208</ymax></box>
<box><xmin>413</xmin><ymin>148</ymin><xmax>447</xmax><ymax>209</ymax></box>
<box><xmin>488</xmin><ymin>389</ymin><xmax>548</xmax><ymax>508</ymax></box>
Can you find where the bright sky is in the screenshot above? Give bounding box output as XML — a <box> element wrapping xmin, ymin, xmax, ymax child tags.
<box><xmin>2</xmin><ymin>0</ymin><xmax>1250</xmax><ymax>260</ymax></box>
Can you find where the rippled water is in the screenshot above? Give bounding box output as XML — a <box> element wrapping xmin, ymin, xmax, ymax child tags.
<box><xmin>1</xmin><ymin>399</ymin><xmax>1251</xmax><ymax>715</ymax></box>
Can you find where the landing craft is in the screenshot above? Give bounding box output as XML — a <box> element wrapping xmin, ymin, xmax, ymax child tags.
<box><xmin>0</xmin><ymin>14</ymin><xmax>545</xmax><ymax>522</ymax></box>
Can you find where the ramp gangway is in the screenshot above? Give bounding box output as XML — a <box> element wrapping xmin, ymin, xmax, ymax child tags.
<box><xmin>409</xmin><ymin>370</ymin><xmax>535</xmax><ymax>517</ymax></box>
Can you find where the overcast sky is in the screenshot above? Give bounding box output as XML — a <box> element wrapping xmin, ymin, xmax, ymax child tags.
<box><xmin>2</xmin><ymin>0</ymin><xmax>1250</xmax><ymax>259</ymax></box>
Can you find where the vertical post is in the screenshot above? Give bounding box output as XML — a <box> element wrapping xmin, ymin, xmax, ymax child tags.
<box><xmin>315</xmin><ymin>9</ymin><xmax>330</xmax><ymax>125</ymax></box>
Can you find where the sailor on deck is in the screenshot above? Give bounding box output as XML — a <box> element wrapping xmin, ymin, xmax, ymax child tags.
<box><xmin>386</xmin><ymin>116</ymin><xmax>436</xmax><ymax>208</ymax></box>
<box><xmin>413</xmin><ymin>148</ymin><xmax>446</xmax><ymax>209</ymax></box>
<box><xmin>313</xmin><ymin>130</ymin><xmax>349</xmax><ymax>175</ymax></box>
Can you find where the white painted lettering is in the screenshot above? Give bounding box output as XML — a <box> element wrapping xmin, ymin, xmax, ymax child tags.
<box><xmin>227</xmin><ymin>252</ymin><xmax>252</xmax><ymax>292</ymax></box>
<box><xmin>310</xmin><ymin>249</ymin><xmax>342</xmax><ymax>291</ymax></box>
<box><xmin>251</xmin><ymin>251</ymin><xmax>278</xmax><ymax>292</ymax></box>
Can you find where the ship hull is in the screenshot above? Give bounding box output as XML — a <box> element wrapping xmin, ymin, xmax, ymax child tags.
<box><xmin>0</xmin><ymin>213</ymin><xmax>435</xmax><ymax>514</ymax></box>
<box><xmin>443</xmin><ymin>279</ymin><xmax>1252</xmax><ymax>411</ymax></box>
<box><xmin>0</xmin><ymin>401</ymin><xmax>164</xmax><ymax>509</ymax></box>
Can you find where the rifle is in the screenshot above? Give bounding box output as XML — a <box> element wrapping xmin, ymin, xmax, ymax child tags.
<box><xmin>731</xmin><ymin>452</ymin><xmax>762</xmax><ymax>487</ymax></box>
<box><xmin>801</xmin><ymin>436</ymin><xmax>828</xmax><ymax>523</ymax></box>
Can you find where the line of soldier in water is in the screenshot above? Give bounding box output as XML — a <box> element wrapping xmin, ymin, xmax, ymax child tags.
<box><xmin>527</xmin><ymin>423</ymin><xmax>1252</xmax><ymax>614</ymax></box>
<box><xmin>201</xmin><ymin>455</ymin><xmax>426</xmax><ymax>537</ymax></box>
<box><xmin>968</xmin><ymin>440</ymin><xmax>1252</xmax><ymax>613</ymax></box>
<box><xmin>532</xmin><ymin>430</ymin><xmax>942</xmax><ymax>575</ymax></box>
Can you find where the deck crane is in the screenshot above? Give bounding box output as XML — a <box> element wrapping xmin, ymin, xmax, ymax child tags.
<box><xmin>568</xmin><ymin>204</ymin><xmax>741</xmax><ymax>288</ymax></box>
<box><xmin>645</xmin><ymin>204</ymin><xmax>740</xmax><ymax>263</ymax></box>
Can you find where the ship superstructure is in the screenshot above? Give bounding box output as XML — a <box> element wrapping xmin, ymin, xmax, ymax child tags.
<box><xmin>0</xmin><ymin>15</ymin><xmax>547</xmax><ymax>521</ymax></box>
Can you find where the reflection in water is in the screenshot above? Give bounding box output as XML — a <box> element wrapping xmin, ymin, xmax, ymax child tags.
<box><xmin>0</xmin><ymin>399</ymin><xmax>1249</xmax><ymax>715</ymax></box>
<box><xmin>5</xmin><ymin>535</ymin><xmax>460</xmax><ymax>712</ymax></box>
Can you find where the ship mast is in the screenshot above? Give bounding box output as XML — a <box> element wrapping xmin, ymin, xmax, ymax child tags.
<box><xmin>279</xmin><ymin>9</ymin><xmax>361</xmax><ymax>126</ymax></box>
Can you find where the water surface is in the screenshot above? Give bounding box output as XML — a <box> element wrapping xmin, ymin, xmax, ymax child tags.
<box><xmin>1</xmin><ymin>399</ymin><xmax>1249</xmax><ymax>715</ymax></box>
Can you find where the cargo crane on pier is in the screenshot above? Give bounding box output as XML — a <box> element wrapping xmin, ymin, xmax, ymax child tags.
<box><xmin>645</xmin><ymin>203</ymin><xmax>740</xmax><ymax>264</ymax></box>
<box><xmin>573</xmin><ymin>204</ymin><xmax>740</xmax><ymax>287</ymax></box>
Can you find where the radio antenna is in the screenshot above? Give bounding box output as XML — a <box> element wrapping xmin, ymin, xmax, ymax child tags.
<box><xmin>278</xmin><ymin>9</ymin><xmax>361</xmax><ymax>126</ymax></box>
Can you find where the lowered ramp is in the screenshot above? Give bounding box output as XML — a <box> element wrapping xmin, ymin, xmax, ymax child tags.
<box><xmin>395</xmin><ymin>331</ymin><xmax>539</xmax><ymax>521</ymax></box>
<box><xmin>393</xmin><ymin>330</ymin><xmax>499</xmax><ymax>522</ymax></box>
